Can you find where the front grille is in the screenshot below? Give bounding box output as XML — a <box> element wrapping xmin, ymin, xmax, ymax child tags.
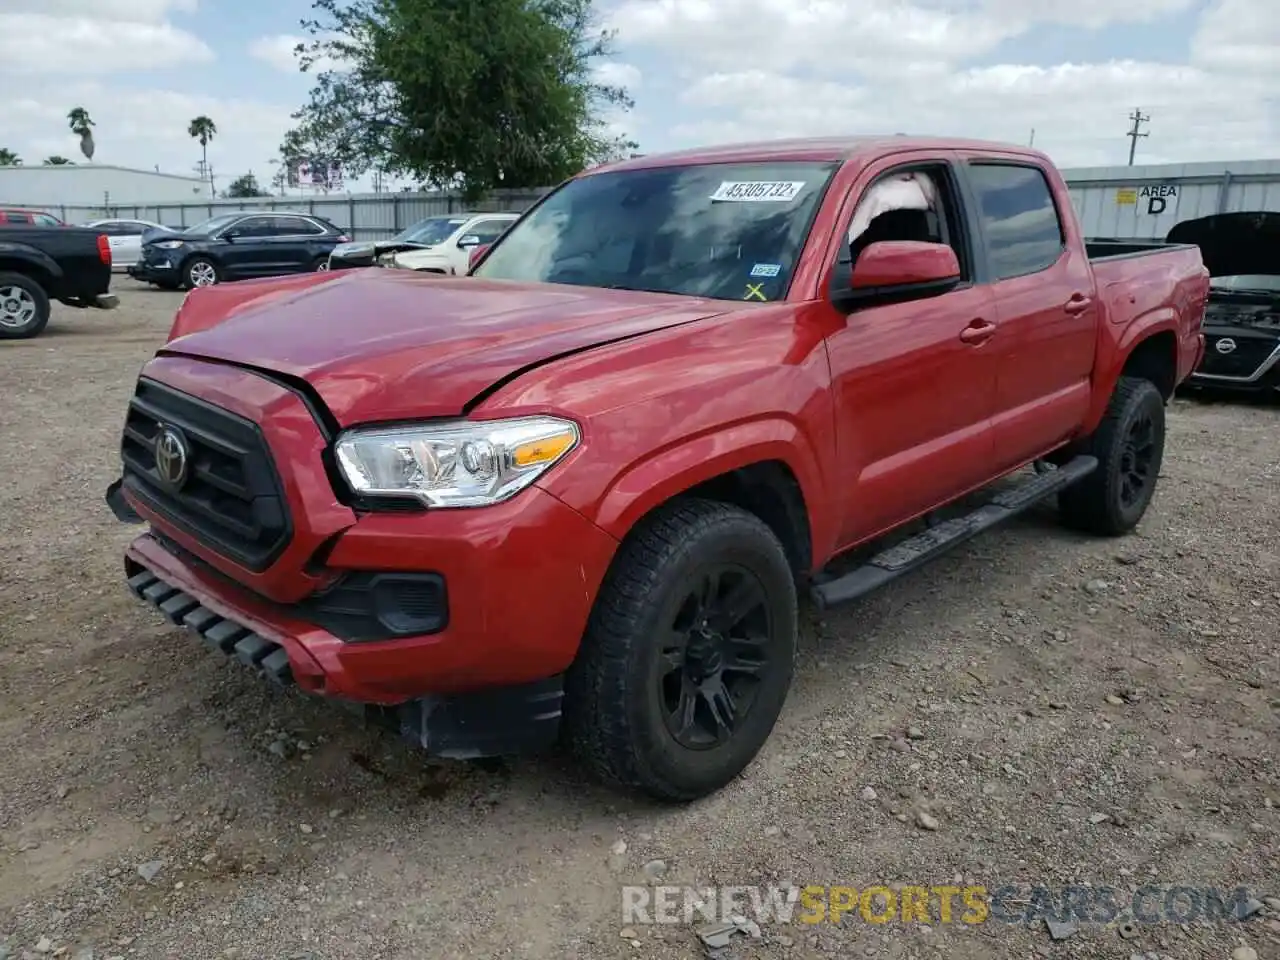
<box><xmin>120</xmin><ymin>378</ymin><xmax>291</xmax><ymax>571</ymax></box>
<box><xmin>1199</xmin><ymin>335</ymin><xmax>1279</xmax><ymax>379</ymax></box>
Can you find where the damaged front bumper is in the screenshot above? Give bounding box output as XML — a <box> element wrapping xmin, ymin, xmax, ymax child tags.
<box><xmin>120</xmin><ymin>553</ymin><xmax>566</xmax><ymax>759</ymax></box>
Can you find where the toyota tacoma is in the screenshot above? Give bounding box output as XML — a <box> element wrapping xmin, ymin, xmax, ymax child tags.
<box><xmin>104</xmin><ymin>136</ymin><xmax>1208</xmax><ymax>801</ymax></box>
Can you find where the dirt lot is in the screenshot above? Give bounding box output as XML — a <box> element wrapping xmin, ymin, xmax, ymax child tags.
<box><xmin>1</xmin><ymin>279</ymin><xmax>1278</xmax><ymax>960</ymax></box>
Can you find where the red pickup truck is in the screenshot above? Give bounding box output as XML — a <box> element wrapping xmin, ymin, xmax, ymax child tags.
<box><xmin>105</xmin><ymin>136</ymin><xmax>1207</xmax><ymax>801</ymax></box>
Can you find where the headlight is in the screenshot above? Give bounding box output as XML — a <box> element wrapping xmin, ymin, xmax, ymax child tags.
<box><xmin>154</xmin><ymin>240</ymin><xmax>185</xmax><ymax>249</ymax></box>
<box><xmin>334</xmin><ymin>416</ymin><xmax>580</xmax><ymax>507</ymax></box>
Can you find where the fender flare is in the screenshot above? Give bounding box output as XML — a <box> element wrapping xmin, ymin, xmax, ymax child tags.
<box><xmin>1084</xmin><ymin>309</ymin><xmax>1178</xmax><ymax>432</ymax></box>
<box><xmin>0</xmin><ymin>242</ymin><xmax>64</xmax><ymax>283</ymax></box>
<box><xmin>589</xmin><ymin>416</ymin><xmax>832</xmax><ymax>568</ymax></box>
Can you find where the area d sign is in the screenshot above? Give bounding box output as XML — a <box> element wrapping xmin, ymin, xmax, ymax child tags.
<box><xmin>1140</xmin><ymin>183</ymin><xmax>1177</xmax><ymax>215</ymax></box>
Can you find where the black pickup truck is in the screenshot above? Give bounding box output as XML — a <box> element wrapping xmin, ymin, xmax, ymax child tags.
<box><xmin>0</xmin><ymin>226</ymin><xmax>119</xmax><ymax>339</ymax></box>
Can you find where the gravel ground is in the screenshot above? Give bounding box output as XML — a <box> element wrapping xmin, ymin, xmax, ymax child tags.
<box><xmin>1</xmin><ymin>279</ymin><xmax>1278</xmax><ymax>960</ymax></box>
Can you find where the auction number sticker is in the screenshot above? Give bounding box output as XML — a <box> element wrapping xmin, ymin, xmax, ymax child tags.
<box><xmin>710</xmin><ymin>181</ymin><xmax>806</xmax><ymax>202</ymax></box>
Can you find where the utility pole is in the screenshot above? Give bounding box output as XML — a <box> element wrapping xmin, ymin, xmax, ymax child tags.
<box><xmin>1126</xmin><ymin>108</ymin><xmax>1149</xmax><ymax>166</ymax></box>
<box><xmin>1028</xmin><ymin>128</ymin><xmax>1035</xmax><ymax>147</ymax></box>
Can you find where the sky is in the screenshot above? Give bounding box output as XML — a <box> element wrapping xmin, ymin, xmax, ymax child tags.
<box><xmin>0</xmin><ymin>0</ymin><xmax>1275</xmax><ymax>196</ymax></box>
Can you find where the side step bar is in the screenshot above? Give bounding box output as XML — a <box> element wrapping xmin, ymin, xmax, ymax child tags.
<box><xmin>811</xmin><ymin>455</ymin><xmax>1097</xmax><ymax>610</ymax></box>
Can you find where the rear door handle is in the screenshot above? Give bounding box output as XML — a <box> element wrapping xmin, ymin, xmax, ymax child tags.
<box><xmin>1064</xmin><ymin>294</ymin><xmax>1092</xmax><ymax>315</ymax></box>
<box><xmin>959</xmin><ymin>319</ymin><xmax>996</xmax><ymax>345</ymax></box>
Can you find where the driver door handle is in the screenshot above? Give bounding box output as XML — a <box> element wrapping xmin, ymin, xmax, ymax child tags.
<box><xmin>1064</xmin><ymin>294</ymin><xmax>1092</xmax><ymax>315</ymax></box>
<box><xmin>959</xmin><ymin>318</ymin><xmax>996</xmax><ymax>345</ymax></box>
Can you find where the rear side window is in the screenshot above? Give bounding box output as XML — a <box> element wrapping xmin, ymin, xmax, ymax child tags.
<box><xmin>4</xmin><ymin>212</ymin><xmax>30</xmax><ymax>223</ymax></box>
<box><xmin>968</xmin><ymin>163</ymin><xmax>1065</xmax><ymax>280</ymax></box>
<box><xmin>272</xmin><ymin>216</ymin><xmax>324</xmax><ymax>235</ymax></box>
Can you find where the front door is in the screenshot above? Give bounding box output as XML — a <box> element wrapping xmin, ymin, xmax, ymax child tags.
<box><xmin>822</xmin><ymin>156</ymin><xmax>1000</xmax><ymax>549</ymax></box>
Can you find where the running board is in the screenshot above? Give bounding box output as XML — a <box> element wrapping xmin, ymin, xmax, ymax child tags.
<box><xmin>810</xmin><ymin>455</ymin><xmax>1098</xmax><ymax>610</ymax></box>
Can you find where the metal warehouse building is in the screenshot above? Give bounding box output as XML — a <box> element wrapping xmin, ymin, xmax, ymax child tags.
<box><xmin>0</xmin><ymin>164</ymin><xmax>207</xmax><ymax>208</ymax></box>
<box><xmin>1061</xmin><ymin>158</ymin><xmax>1280</xmax><ymax>240</ymax></box>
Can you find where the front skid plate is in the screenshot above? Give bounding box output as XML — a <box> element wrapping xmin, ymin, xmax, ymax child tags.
<box><xmin>124</xmin><ymin>563</ymin><xmax>563</xmax><ymax>758</ymax></box>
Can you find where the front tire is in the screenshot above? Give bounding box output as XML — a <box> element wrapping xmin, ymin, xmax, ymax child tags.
<box><xmin>312</xmin><ymin>256</ymin><xmax>330</xmax><ymax>272</ymax></box>
<box><xmin>1058</xmin><ymin>376</ymin><xmax>1166</xmax><ymax>535</ymax></box>
<box><xmin>565</xmin><ymin>498</ymin><xmax>797</xmax><ymax>801</ymax></box>
<box><xmin>183</xmin><ymin>256</ymin><xmax>220</xmax><ymax>289</ymax></box>
<box><xmin>0</xmin><ymin>272</ymin><xmax>52</xmax><ymax>339</ymax></box>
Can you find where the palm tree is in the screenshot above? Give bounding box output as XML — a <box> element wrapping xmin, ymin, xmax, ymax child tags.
<box><xmin>0</xmin><ymin>148</ymin><xmax>21</xmax><ymax>166</ymax></box>
<box><xmin>68</xmin><ymin>107</ymin><xmax>95</xmax><ymax>160</ymax></box>
<box><xmin>44</xmin><ymin>156</ymin><xmax>74</xmax><ymax>165</ymax></box>
<box><xmin>188</xmin><ymin>116</ymin><xmax>217</xmax><ymax>195</ymax></box>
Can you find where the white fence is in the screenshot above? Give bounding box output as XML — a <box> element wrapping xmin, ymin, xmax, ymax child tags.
<box><xmin>25</xmin><ymin>188</ymin><xmax>553</xmax><ymax>241</ymax></box>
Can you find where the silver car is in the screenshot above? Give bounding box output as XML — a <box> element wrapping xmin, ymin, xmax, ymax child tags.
<box><xmin>83</xmin><ymin>218</ymin><xmax>168</xmax><ymax>270</ymax></box>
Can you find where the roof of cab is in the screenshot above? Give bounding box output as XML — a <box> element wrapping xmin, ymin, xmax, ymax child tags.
<box><xmin>584</xmin><ymin>135</ymin><xmax>1047</xmax><ymax>175</ymax></box>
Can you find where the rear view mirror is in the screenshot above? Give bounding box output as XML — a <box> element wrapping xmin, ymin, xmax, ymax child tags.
<box><xmin>834</xmin><ymin>240</ymin><xmax>961</xmax><ymax>311</ymax></box>
<box><xmin>851</xmin><ymin>241</ymin><xmax>960</xmax><ymax>291</ymax></box>
<box><xmin>468</xmin><ymin>243</ymin><xmax>492</xmax><ymax>272</ymax></box>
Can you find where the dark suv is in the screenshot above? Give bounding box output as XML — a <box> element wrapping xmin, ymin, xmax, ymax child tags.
<box><xmin>127</xmin><ymin>212</ymin><xmax>350</xmax><ymax>290</ymax></box>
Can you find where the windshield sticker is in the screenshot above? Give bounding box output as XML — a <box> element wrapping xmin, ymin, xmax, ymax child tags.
<box><xmin>710</xmin><ymin>181</ymin><xmax>806</xmax><ymax>203</ymax></box>
<box><xmin>750</xmin><ymin>263</ymin><xmax>782</xmax><ymax>278</ymax></box>
<box><xmin>743</xmin><ymin>282</ymin><xmax>769</xmax><ymax>301</ymax></box>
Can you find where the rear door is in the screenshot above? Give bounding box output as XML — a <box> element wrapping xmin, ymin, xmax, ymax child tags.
<box><xmin>820</xmin><ymin>152</ymin><xmax>1001</xmax><ymax>547</ymax></box>
<box><xmin>263</xmin><ymin>215</ymin><xmax>329</xmax><ymax>273</ymax></box>
<box><xmin>956</xmin><ymin>157</ymin><xmax>1098</xmax><ymax>470</ymax></box>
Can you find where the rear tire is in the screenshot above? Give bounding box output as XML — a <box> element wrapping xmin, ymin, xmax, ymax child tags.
<box><xmin>0</xmin><ymin>272</ymin><xmax>51</xmax><ymax>339</ymax></box>
<box><xmin>312</xmin><ymin>256</ymin><xmax>330</xmax><ymax>272</ymax></box>
<box><xmin>564</xmin><ymin>498</ymin><xmax>797</xmax><ymax>801</ymax></box>
<box><xmin>1058</xmin><ymin>376</ymin><xmax>1166</xmax><ymax>536</ymax></box>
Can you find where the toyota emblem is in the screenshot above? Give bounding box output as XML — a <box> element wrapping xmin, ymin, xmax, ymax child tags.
<box><xmin>1215</xmin><ymin>337</ymin><xmax>1237</xmax><ymax>355</ymax></box>
<box><xmin>154</xmin><ymin>425</ymin><xmax>190</xmax><ymax>489</ymax></box>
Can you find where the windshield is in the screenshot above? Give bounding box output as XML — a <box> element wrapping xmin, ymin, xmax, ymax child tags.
<box><xmin>473</xmin><ymin>161</ymin><xmax>837</xmax><ymax>301</ymax></box>
<box><xmin>396</xmin><ymin>216</ymin><xmax>469</xmax><ymax>245</ymax></box>
<box><xmin>184</xmin><ymin>214</ymin><xmax>242</xmax><ymax>235</ymax></box>
<box><xmin>1210</xmin><ymin>274</ymin><xmax>1280</xmax><ymax>292</ymax></box>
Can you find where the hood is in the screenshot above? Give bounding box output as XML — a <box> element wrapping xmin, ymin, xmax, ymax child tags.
<box><xmin>1166</xmin><ymin>212</ymin><xmax>1280</xmax><ymax>279</ymax></box>
<box><xmin>162</xmin><ymin>268</ymin><xmax>727</xmax><ymax>425</ymax></box>
<box><xmin>330</xmin><ymin>239</ymin><xmax>433</xmax><ymax>267</ymax></box>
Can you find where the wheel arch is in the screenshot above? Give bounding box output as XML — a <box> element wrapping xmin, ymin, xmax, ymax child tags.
<box><xmin>586</xmin><ymin>422</ymin><xmax>824</xmax><ymax>580</ymax></box>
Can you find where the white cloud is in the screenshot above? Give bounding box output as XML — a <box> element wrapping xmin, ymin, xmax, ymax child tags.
<box><xmin>615</xmin><ymin>0</ymin><xmax>1279</xmax><ymax>165</ymax></box>
<box><xmin>3</xmin><ymin>82</ymin><xmax>295</xmax><ymax>179</ymax></box>
<box><xmin>593</xmin><ymin>61</ymin><xmax>644</xmax><ymax>90</ymax></box>
<box><xmin>1</xmin><ymin>0</ymin><xmax>198</xmax><ymax>22</ymax></box>
<box><xmin>0</xmin><ymin>12</ymin><xmax>212</xmax><ymax>73</ymax></box>
<box><xmin>248</xmin><ymin>33</ymin><xmax>350</xmax><ymax>75</ymax></box>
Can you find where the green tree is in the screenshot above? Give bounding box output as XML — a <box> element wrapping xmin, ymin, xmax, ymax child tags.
<box><xmin>188</xmin><ymin>116</ymin><xmax>217</xmax><ymax>193</ymax></box>
<box><xmin>224</xmin><ymin>172</ymin><xmax>270</xmax><ymax>198</ymax></box>
<box><xmin>68</xmin><ymin>107</ymin><xmax>96</xmax><ymax>160</ymax></box>
<box><xmin>292</xmin><ymin>0</ymin><xmax>635</xmax><ymax>200</ymax></box>
<box><xmin>0</xmin><ymin>148</ymin><xmax>21</xmax><ymax>166</ymax></box>
<box><xmin>44</xmin><ymin>156</ymin><xmax>74</xmax><ymax>165</ymax></box>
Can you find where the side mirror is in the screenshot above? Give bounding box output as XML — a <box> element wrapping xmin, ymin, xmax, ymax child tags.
<box><xmin>467</xmin><ymin>243</ymin><xmax>491</xmax><ymax>272</ymax></box>
<box><xmin>457</xmin><ymin>234</ymin><xmax>481</xmax><ymax>249</ymax></box>
<box><xmin>221</xmin><ymin>229</ymin><xmax>240</xmax><ymax>242</ymax></box>
<box><xmin>849</xmin><ymin>241</ymin><xmax>961</xmax><ymax>295</ymax></box>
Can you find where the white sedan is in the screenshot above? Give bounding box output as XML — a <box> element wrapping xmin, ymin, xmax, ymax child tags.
<box><xmin>353</xmin><ymin>212</ymin><xmax>519</xmax><ymax>275</ymax></box>
<box><xmin>83</xmin><ymin>218</ymin><xmax>169</xmax><ymax>270</ymax></box>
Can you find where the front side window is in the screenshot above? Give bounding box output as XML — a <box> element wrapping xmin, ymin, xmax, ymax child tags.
<box><xmin>398</xmin><ymin>216</ymin><xmax>469</xmax><ymax>245</ymax></box>
<box><xmin>968</xmin><ymin>163</ymin><xmax>1065</xmax><ymax>281</ymax></box>
<box><xmin>467</xmin><ymin>219</ymin><xmax>513</xmax><ymax>244</ymax></box>
<box><xmin>473</xmin><ymin>161</ymin><xmax>838</xmax><ymax>301</ymax></box>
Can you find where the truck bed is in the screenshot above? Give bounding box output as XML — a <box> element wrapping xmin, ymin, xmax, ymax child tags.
<box><xmin>1084</xmin><ymin>238</ymin><xmax>1198</xmax><ymax>261</ymax></box>
<box><xmin>1086</xmin><ymin>240</ymin><xmax>1208</xmax><ymax>387</ymax></box>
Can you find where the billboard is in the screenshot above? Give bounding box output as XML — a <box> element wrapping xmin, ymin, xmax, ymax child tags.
<box><xmin>291</xmin><ymin>159</ymin><xmax>344</xmax><ymax>190</ymax></box>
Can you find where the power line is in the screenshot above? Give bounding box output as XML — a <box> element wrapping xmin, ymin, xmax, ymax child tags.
<box><xmin>1126</xmin><ymin>108</ymin><xmax>1149</xmax><ymax>166</ymax></box>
